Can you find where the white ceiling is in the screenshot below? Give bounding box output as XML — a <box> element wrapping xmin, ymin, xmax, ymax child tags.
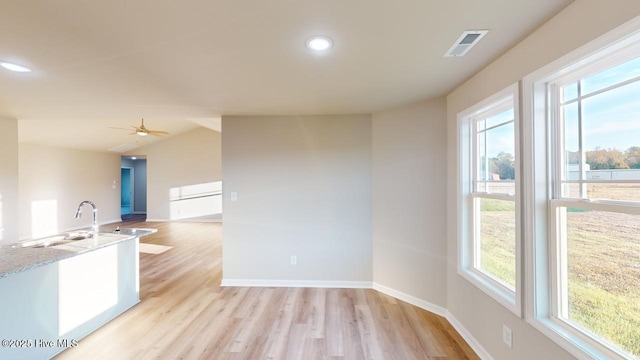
<box><xmin>0</xmin><ymin>0</ymin><xmax>572</xmax><ymax>153</ymax></box>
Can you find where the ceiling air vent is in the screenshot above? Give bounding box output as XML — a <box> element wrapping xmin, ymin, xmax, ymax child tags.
<box><xmin>444</xmin><ymin>30</ymin><xmax>489</xmax><ymax>57</ymax></box>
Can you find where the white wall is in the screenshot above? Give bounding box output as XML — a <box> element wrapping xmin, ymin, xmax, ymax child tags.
<box><xmin>128</xmin><ymin>127</ymin><xmax>221</xmax><ymax>221</ymax></box>
<box><xmin>446</xmin><ymin>1</ymin><xmax>640</xmax><ymax>359</ymax></box>
<box><xmin>18</xmin><ymin>144</ymin><xmax>121</xmax><ymax>239</ymax></box>
<box><xmin>372</xmin><ymin>98</ymin><xmax>448</xmax><ymax>308</ymax></box>
<box><xmin>221</xmin><ymin>115</ymin><xmax>372</xmax><ymax>284</ymax></box>
<box><xmin>0</xmin><ymin>117</ymin><xmax>19</xmax><ymax>244</ymax></box>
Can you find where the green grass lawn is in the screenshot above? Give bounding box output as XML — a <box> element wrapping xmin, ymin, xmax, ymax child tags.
<box><xmin>566</xmin><ymin>210</ymin><xmax>640</xmax><ymax>357</ymax></box>
<box><xmin>479</xmin><ymin>198</ymin><xmax>640</xmax><ymax>357</ymax></box>
<box><xmin>479</xmin><ymin>198</ymin><xmax>516</xmax><ymax>288</ymax></box>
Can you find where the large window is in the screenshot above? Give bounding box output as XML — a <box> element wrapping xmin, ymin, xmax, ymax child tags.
<box><xmin>459</xmin><ymin>84</ymin><xmax>521</xmax><ymax>315</ymax></box>
<box><xmin>525</xmin><ymin>22</ymin><xmax>640</xmax><ymax>360</ymax></box>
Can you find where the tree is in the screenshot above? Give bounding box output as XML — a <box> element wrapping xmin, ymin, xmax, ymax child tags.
<box><xmin>490</xmin><ymin>151</ymin><xmax>515</xmax><ymax>180</ymax></box>
<box><xmin>625</xmin><ymin>146</ymin><xmax>640</xmax><ymax>169</ymax></box>
<box><xmin>585</xmin><ymin>148</ymin><xmax>629</xmax><ymax>170</ymax></box>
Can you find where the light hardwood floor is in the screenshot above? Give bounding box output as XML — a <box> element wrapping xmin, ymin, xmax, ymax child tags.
<box><xmin>56</xmin><ymin>221</ymin><xmax>479</xmax><ymax>360</ymax></box>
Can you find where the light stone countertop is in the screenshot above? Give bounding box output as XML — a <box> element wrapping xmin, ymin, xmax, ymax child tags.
<box><xmin>0</xmin><ymin>227</ymin><xmax>157</xmax><ymax>279</ymax></box>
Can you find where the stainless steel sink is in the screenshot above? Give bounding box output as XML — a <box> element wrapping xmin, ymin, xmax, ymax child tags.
<box><xmin>15</xmin><ymin>236</ymin><xmax>70</xmax><ymax>248</ymax></box>
<box><xmin>64</xmin><ymin>230</ymin><xmax>94</xmax><ymax>240</ymax></box>
<box><xmin>13</xmin><ymin>231</ymin><xmax>95</xmax><ymax>249</ymax></box>
<box><xmin>29</xmin><ymin>240</ymin><xmax>72</xmax><ymax>248</ymax></box>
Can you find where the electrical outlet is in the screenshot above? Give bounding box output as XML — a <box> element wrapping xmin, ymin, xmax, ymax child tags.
<box><xmin>230</xmin><ymin>192</ymin><xmax>238</xmax><ymax>202</ymax></box>
<box><xmin>503</xmin><ymin>324</ymin><xmax>512</xmax><ymax>348</ymax></box>
<box><xmin>290</xmin><ymin>255</ymin><xmax>297</xmax><ymax>265</ymax></box>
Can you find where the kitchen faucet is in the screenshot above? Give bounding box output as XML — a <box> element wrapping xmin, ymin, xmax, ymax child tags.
<box><xmin>75</xmin><ymin>200</ymin><xmax>98</xmax><ymax>236</ymax></box>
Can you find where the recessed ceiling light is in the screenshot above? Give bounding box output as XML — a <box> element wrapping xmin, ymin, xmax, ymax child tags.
<box><xmin>131</xmin><ymin>157</ymin><xmax>137</xmax><ymax>160</ymax></box>
<box><xmin>305</xmin><ymin>35</ymin><xmax>333</xmax><ymax>52</ymax></box>
<box><xmin>0</xmin><ymin>61</ymin><xmax>32</xmax><ymax>72</ymax></box>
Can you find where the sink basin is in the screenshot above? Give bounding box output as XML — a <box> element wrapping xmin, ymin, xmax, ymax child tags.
<box><xmin>15</xmin><ymin>236</ymin><xmax>70</xmax><ymax>249</ymax></box>
<box><xmin>64</xmin><ymin>230</ymin><xmax>94</xmax><ymax>240</ymax></box>
<box><xmin>13</xmin><ymin>231</ymin><xmax>95</xmax><ymax>249</ymax></box>
<box><xmin>29</xmin><ymin>240</ymin><xmax>72</xmax><ymax>248</ymax></box>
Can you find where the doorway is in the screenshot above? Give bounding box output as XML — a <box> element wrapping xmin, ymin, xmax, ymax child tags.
<box><xmin>121</xmin><ymin>167</ymin><xmax>133</xmax><ymax>215</ymax></box>
<box><xmin>121</xmin><ymin>156</ymin><xmax>147</xmax><ymax>221</ymax></box>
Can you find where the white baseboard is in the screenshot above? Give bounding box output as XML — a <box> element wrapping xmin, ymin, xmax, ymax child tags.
<box><xmin>144</xmin><ymin>218</ymin><xmax>167</xmax><ymax>222</ymax></box>
<box><xmin>220</xmin><ymin>279</ymin><xmax>491</xmax><ymax>359</ymax></box>
<box><xmin>220</xmin><ymin>279</ymin><xmax>372</xmax><ymax>289</ymax></box>
<box><xmin>372</xmin><ymin>282</ymin><xmax>491</xmax><ymax>360</ymax></box>
<box><xmin>445</xmin><ymin>312</ymin><xmax>494</xmax><ymax>360</ymax></box>
<box><xmin>372</xmin><ymin>282</ymin><xmax>447</xmax><ymax>317</ymax></box>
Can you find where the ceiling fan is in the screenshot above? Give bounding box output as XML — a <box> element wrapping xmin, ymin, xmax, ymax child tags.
<box><xmin>111</xmin><ymin>118</ymin><xmax>170</xmax><ymax>137</ymax></box>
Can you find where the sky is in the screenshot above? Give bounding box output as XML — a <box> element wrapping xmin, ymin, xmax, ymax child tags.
<box><xmin>564</xmin><ymin>56</ymin><xmax>640</xmax><ymax>152</ymax></box>
<box><xmin>483</xmin><ymin>55</ymin><xmax>640</xmax><ymax>158</ymax></box>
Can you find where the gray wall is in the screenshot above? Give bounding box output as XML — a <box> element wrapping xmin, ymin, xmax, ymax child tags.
<box><xmin>372</xmin><ymin>97</ymin><xmax>448</xmax><ymax>308</ymax></box>
<box><xmin>446</xmin><ymin>1</ymin><xmax>640</xmax><ymax>359</ymax></box>
<box><xmin>121</xmin><ymin>158</ymin><xmax>147</xmax><ymax>213</ymax></box>
<box><xmin>0</xmin><ymin>117</ymin><xmax>19</xmax><ymax>244</ymax></box>
<box><xmin>222</xmin><ymin>115</ymin><xmax>372</xmax><ymax>283</ymax></box>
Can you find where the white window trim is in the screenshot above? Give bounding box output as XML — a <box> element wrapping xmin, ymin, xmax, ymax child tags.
<box><xmin>458</xmin><ymin>83</ymin><xmax>522</xmax><ymax>317</ymax></box>
<box><xmin>523</xmin><ymin>16</ymin><xmax>640</xmax><ymax>360</ymax></box>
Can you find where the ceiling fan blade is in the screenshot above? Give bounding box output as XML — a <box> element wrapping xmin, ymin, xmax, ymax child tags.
<box><xmin>110</xmin><ymin>119</ymin><xmax>168</xmax><ymax>137</ymax></box>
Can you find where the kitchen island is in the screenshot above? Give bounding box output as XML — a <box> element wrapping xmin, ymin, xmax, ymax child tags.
<box><xmin>0</xmin><ymin>228</ymin><xmax>156</xmax><ymax>360</ymax></box>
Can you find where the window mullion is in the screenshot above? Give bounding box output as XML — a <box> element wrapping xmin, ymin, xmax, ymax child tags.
<box><xmin>577</xmin><ymin>81</ymin><xmax>586</xmax><ymax>199</ymax></box>
<box><xmin>483</xmin><ymin>128</ymin><xmax>488</xmax><ymax>182</ymax></box>
<box><xmin>549</xmin><ymin>84</ymin><xmax>563</xmax><ymax>200</ymax></box>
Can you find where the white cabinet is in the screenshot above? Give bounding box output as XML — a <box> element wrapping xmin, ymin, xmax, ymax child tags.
<box><xmin>0</xmin><ymin>237</ymin><xmax>139</xmax><ymax>359</ymax></box>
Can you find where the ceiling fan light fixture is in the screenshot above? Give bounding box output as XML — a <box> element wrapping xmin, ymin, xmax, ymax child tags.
<box><xmin>111</xmin><ymin>118</ymin><xmax>169</xmax><ymax>137</ymax></box>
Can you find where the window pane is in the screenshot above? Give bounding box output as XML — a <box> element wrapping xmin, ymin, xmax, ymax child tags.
<box><xmin>476</xmin><ymin>181</ymin><xmax>486</xmax><ymax>193</ymax></box>
<box><xmin>475</xmin><ymin>182</ymin><xmax>515</xmax><ymax>195</ymax></box>
<box><xmin>478</xmin><ymin>130</ymin><xmax>487</xmax><ymax>182</ymax></box>
<box><xmin>587</xmin><ymin>182</ymin><xmax>640</xmax><ymax>202</ymax></box>
<box><xmin>582</xmin><ymin>79</ymin><xmax>640</xmax><ymax>163</ymax></box>
<box><xmin>562</xmin><ymin>82</ymin><xmax>578</xmax><ymax>103</ymax></box>
<box><xmin>477</xmin><ymin>198</ymin><xmax>516</xmax><ymax>289</ymax></box>
<box><xmin>477</xmin><ymin>118</ymin><xmax>486</xmax><ymax>131</ymax></box>
<box><xmin>581</xmin><ymin>56</ymin><xmax>640</xmax><ymax>96</ymax></box>
<box><xmin>486</xmin><ymin>182</ymin><xmax>515</xmax><ymax>194</ymax></box>
<box><xmin>486</xmin><ymin>108</ymin><xmax>514</xmax><ymax>128</ymax></box>
<box><xmin>485</xmin><ymin>122</ymin><xmax>515</xmax><ymax>181</ymax></box>
<box><xmin>561</xmin><ymin>182</ymin><xmax>581</xmax><ymax>199</ymax></box>
<box><xmin>563</xmin><ymin>101</ymin><xmax>580</xmax><ymax>181</ymax></box>
<box><xmin>562</xmin><ymin>208</ymin><xmax>640</xmax><ymax>357</ymax></box>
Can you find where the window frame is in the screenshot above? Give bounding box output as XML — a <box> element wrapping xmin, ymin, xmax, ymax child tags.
<box><xmin>458</xmin><ymin>83</ymin><xmax>522</xmax><ymax>317</ymax></box>
<box><xmin>523</xmin><ymin>17</ymin><xmax>640</xmax><ymax>360</ymax></box>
